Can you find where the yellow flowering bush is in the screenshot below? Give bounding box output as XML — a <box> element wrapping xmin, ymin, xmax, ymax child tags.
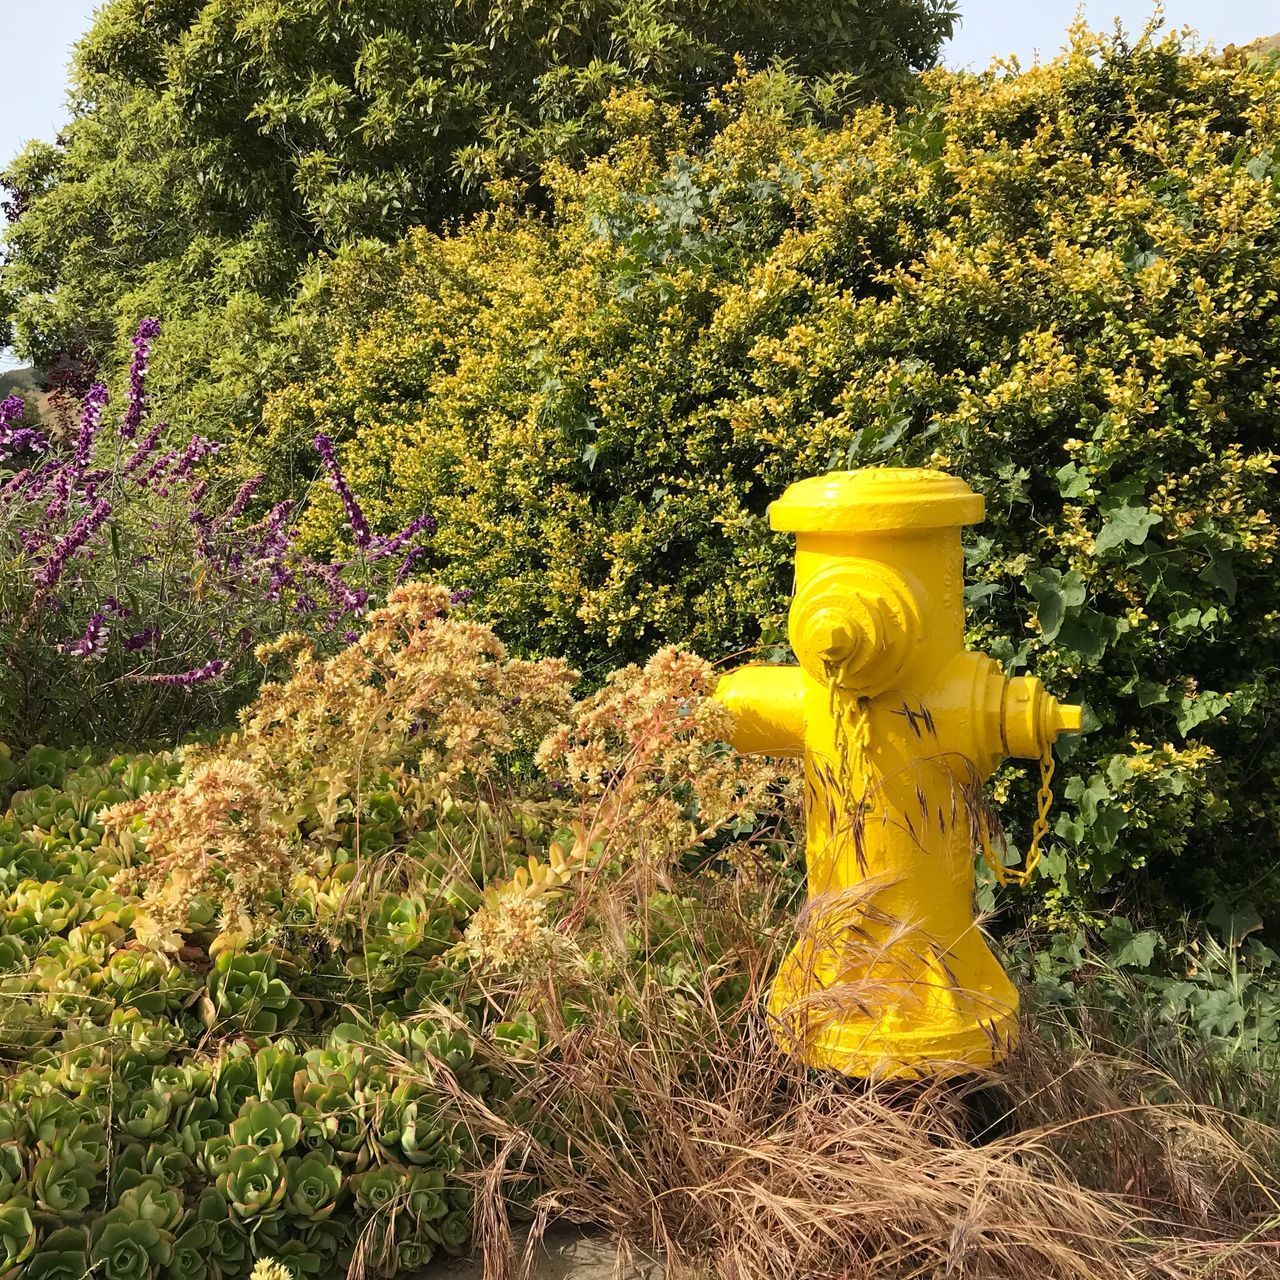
<box><xmin>270</xmin><ymin>29</ymin><xmax>1280</xmax><ymax>918</ymax></box>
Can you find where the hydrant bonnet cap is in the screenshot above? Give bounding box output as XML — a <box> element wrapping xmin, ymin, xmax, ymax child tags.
<box><xmin>769</xmin><ymin>468</ymin><xmax>985</xmax><ymax>534</ymax></box>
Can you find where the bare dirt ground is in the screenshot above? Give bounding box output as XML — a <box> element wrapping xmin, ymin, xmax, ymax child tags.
<box><xmin>434</xmin><ymin>1227</ymin><xmax>666</xmax><ymax>1279</ymax></box>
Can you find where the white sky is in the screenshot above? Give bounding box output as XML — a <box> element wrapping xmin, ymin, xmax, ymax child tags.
<box><xmin>946</xmin><ymin>1</ymin><xmax>1275</xmax><ymax>68</ymax></box>
<box><xmin>0</xmin><ymin>0</ymin><xmax>1276</xmax><ymax>369</ymax></box>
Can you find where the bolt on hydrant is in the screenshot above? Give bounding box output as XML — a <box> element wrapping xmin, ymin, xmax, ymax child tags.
<box><xmin>715</xmin><ymin>469</ymin><xmax>1081</xmax><ymax>1079</ymax></box>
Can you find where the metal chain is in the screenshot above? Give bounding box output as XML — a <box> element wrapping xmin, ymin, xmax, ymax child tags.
<box><xmin>984</xmin><ymin>740</ymin><xmax>1056</xmax><ymax>889</ymax></box>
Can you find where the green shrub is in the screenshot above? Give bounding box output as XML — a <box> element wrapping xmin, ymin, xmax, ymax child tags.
<box><xmin>273</xmin><ymin>31</ymin><xmax>1280</xmax><ymax>920</ymax></box>
<box><xmin>0</xmin><ymin>0</ymin><xmax>955</xmax><ymax>443</ymax></box>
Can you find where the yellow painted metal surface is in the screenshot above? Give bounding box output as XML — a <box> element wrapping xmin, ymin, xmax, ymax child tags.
<box><xmin>715</xmin><ymin>469</ymin><xmax>1081</xmax><ymax>1079</ymax></box>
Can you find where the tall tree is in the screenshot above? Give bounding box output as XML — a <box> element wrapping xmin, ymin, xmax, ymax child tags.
<box><xmin>1</xmin><ymin>0</ymin><xmax>955</xmax><ymax>413</ymax></box>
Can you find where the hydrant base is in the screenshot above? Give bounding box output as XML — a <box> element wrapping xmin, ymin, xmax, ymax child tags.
<box><xmin>770</xmin><ymin>1010</ymin><xmax>1020</xmax><ymax>1081</ymax></box>
<box><xmin>766</xmin><ymin>930</ymin><xmax>1021</xmax><ymax>1080</ymax></box>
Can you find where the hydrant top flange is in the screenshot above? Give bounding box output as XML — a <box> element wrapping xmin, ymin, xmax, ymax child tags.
<box><xmin>769</xmin><ymin>468</ymin><xmax>984</xmax><ymax>535</ymax></box>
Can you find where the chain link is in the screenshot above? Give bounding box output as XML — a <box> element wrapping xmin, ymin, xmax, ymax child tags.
<box><xmin>983</xmin><ymin>740</ymin><xmax>1056</xmax><ymax>889</ymax></box>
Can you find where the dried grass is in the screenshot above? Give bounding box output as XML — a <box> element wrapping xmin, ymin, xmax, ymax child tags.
<box><xmin>408</xmin><ymin>864</ymin><xmax>1280</xmax><ymax>1280</ymax></box>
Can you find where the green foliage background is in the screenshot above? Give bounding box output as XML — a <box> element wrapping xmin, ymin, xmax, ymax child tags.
<box><xmin>271</xmin><ymin>33</ymin><xmax>1280</xmax><ymax>922</ymax></box>
<box><xmin>0</xmin><ymin>0</ymin><xmax>954</xmax><ymax>434</ymax></box>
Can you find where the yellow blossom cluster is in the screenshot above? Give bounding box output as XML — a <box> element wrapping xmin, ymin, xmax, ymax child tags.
<box><xmin>102</xmin><ymin>586</ymin><xmax>788</xmax><ymax>961</ymax></box>
<box><xmin>105</xmin><ymin>761</ymin><xmax>292</xmax><ymax>952</ymax></box>
<box><xmin>189</xmin><ymin>583</ymin><xmax>578</xmax><ymax>837</ymax></box>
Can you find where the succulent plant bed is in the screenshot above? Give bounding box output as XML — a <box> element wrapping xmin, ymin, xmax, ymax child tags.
<box><xmin>0</xmin><ymin>585</ymin><xmax>784</xmax><ymax>1280</ymax></box>
<box><xmin>0</xmin><ymin>740</ymin><xmax>485</xmax><ymax>1280</ymax></box>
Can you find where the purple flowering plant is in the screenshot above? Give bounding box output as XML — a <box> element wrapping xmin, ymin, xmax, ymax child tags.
<box><xmin>0</xmin><ymin>319</ymin><xmax>437</xmax><ymax>746</ymax></box>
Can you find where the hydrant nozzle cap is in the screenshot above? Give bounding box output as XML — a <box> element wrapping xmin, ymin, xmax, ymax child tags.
<box><xmin>769</xmin><ymin>468</ymin><xmax>984</xmax><ymax>534</ymax></box>
<box><xmin>1055</xmin><ymin>702</ymin><xmax>1084</xmax><ymax>735</ymax></box>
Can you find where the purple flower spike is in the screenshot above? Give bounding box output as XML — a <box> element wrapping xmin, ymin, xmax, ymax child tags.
<box><xmin>120</xmin><ymin>318</ymin><xmax>160</xmax><ymax>440</ymax></box>
<box><xmin>122</xmin><ymin>421</ymin><xmax>164</xmax><ymax>480</ymax></box>
<box><xmin>395</xmin><ymin>545</ymin><xmax>426</xmax><ymax>584</ymax></box>
<box><xmin>59</xmin><ymin>612</ymin><xmax>110</xmax><ymax>660</ymax></box>
<box><xmin>123</xmin><ymin>625</ymin><xmax>160</xmax><ymax>652</ymax></box>
<box><xmin>0</xmin><ymin>396</ymin><xmax>26</xmax><ymax>430</ymax></box>
<box><xmin>139</xmin><ymin>448</ymin><xmax>177</xmax><ymax>489</ymax></box>
<box><xmin>371</xmin><ymin>513</ymin><xmax>437</xmax><ymax>562</ymax></box>
<box><xmin>0</xmin><ymin>411</ymin><xmax>50</xmax><ymax>460</ymax></box>
<box><xmin>314</xmin><ymin>433</ymin><xmax>371</xmax><ymax>549</ymax></box>
<box><xmin>74</xmin><ymin>384</ymin><xmax>109</xmax><ymax>469</ymax></box>
<box><xmin>46</xmin><ymin>383</ymin><xmax>105</xmax><ymax>519</ymax></box>
<box><xmin>172</xmin><ymin>433</ymin><xmax>216</xmax><ymax>481</ymax></box>
<box><xmin>222</xmin><ymin>474</ymin><xmax>264</xmax><ymax>523</ymax></box>
<box><xmin>34</xmin><ymin>499</ymin><xmax>112</xmax><ymax>591</ymax></box>
<box><xmin>126</xmin><ymin>658</ymin><xmax>225</xmax><ymax>686</ymax></box>
<box><xmin>0</xmin><ymin>468</ymin><xmax>32</xmax><ymax>504</ymax></box>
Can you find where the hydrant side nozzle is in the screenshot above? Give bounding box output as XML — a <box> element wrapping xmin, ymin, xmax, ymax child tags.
<box><xmin>1054</xmin><ymin>701</ymin><xmax>1084</xmax><ymax>736</ymax></box>
<box><xmin>788</xmin><ymin>559</ymin><xmax>923</xmax><ymax>696</ymax></box>
<box><xmin>713</xmin><ymin>665</ymin><xmax>808</xmax><ymax>757</ymax></box>
<box><xmin>1000</xmin><ymin>676</ymin><xmax>1083</xmax><ymax>759</ymax></box>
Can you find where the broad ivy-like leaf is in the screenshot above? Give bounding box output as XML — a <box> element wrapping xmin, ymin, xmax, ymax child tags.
<box><xmin>1094</xmin><ymin>503</ymin><xmax>1161</xmax><ymax>555</ymax></box>
<box><xmin>1024</xmin><ymin>567</ymin><xmax>1086</xmax><ymax>642</ymax></box>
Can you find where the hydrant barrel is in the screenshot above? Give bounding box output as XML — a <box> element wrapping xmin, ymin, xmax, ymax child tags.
<box><xmin>715</xmin><ymin>468</ymin><xmax>1081</xmax><ymax>1079</ymax></box>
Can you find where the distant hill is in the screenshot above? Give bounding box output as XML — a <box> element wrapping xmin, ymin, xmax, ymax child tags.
<box><xmin>0</xmin><ymin>367</ymin><xmax>40</xmax><ymax>398</ymax></box>
<box><xmin>1228</xmin><ymin>32</ymin><xmax>1280</xmax><ymax>58</ymax></box>
<box><xmin>0</xmin><ymin>366</ymin><xmax>52</xmax><ymax>424</ymax></box>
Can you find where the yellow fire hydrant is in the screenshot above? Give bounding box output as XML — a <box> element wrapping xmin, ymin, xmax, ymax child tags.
<box><xmin>716</xmin><ymin>469</ymin><xmax>1081</xmax><ymax>1078</ymax></box>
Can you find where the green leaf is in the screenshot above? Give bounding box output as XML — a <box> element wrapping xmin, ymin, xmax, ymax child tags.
<box><xmin>1094</xmin><ymin>503</ymin><xmax>1160</xmax><ymax>554</ymax></box>
<box><xmin>1025</xmin><ymin>567</ymin><xmax>1086</xmax><ymax>642</ymax></box>
<box><xmin>1055</xmin><ymin>461</ymin><xmax>1091</xmax><ymax>498</ymax></box>
<box><xmin>1174</xmin><ymin>691</ymin><xmax>1230</xmax><ymax>735</ymax></box>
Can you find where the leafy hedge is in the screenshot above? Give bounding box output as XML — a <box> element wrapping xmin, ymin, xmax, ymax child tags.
<box><xmin>270</xmin><ymin>32</ymin><xmax>1280</xmax><ymax>921</ymax></box>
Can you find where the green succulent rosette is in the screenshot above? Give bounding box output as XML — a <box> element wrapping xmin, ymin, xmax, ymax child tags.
<box><xmin>0</xmin><ymin>1145</ymin><xmax>24</xmax><ymax>1203</ymax></box>
<box><xmin>89</xmin><ymin>1208</ymin><xmax>174</xmax><ymax>1280</ymax></box>
<box><xmin>216</xmin><ymin>1146</ymin><xmax>288</xmax><ymax>1221</ymax></box>
<box><xmin>24</xmin><ymin>1225</ymin><xmax>89</xmax><ymax>1280</ymax></box>
<box><xmin>51</xmin><ymin>1119</ymin><xmax>108</xmax><ymax>1171</ymax></box>
<box><xmin>430</xmin><ymin>1208</ymin><xmax>471</xmax><ymax>1256</ymax></box>
<box><xmin>120</xmin><ymin>1089</ymin><xmax>173</xmax><ymax>1141</ymax></box>
<box><xmin>163</xmin><ymin>1218</ymin><xmax>216</xmax><ymax>1280</ymax></box>
<box><xmin>213</xmin><ymin>1049</ymin><xmax>259</xmax><ymax>1121</ymax></box>
<box><xmin>396</xmin><ymin>1236</ymin><xmax>435</xmax><ymax>1272</ymax></box>
<box><xmin>351</xmin><ymin>1163</ymin><xmax>407</xmax><ymax>1214</ymax></box>
<box><xmin>0</xmin><ymin>1199</ymin><xmax>36</xmax><ymax>1278</ymax></box>
<box><xmin>285</xmin><ymin>1152</ymin><xmax>343</xmax><ymax>1222</ymax></box>
<box><xmin>114</xmin><ymin>1177</ymin><xmax>185</xmax><ymax>1233</ymax></box>
<box><xmin>31</xmin><ymin>1154</ymin><xmax>98</xmax><ymax>1216</ymax></box>
<box><xmin>203</xmin><ymin>952</ymin><xmax>302</xmax><ymax>1036</ymax></box>
<box><xmin>195</xmin><ymin>1188</ymin><xmax>250</xmax><ymax>1276</ymax></box>
<box><xmin>403</xmin><ymin>1168</ymin><xmax>448</xmax><ymax>1222</ymax></box>
<box><xmin>254</xmin><ymin>1041</ymin><xmax>308</xmax><ymax>1103</ymax></box>
<box><xmin>230</xmin><ymin>1099</ymin><xmax>303</xmax><ymax>1156</ymax></box>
